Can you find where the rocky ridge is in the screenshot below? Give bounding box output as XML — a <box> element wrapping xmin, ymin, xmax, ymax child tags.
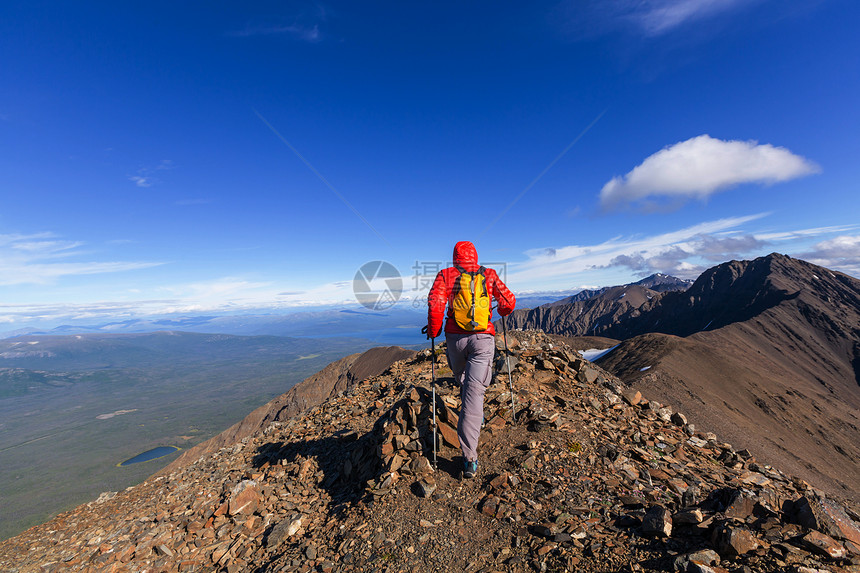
<box><xmin>506</xmin><ymin>285</ymin><xmax>660</xmax><ymax>337</ymax></box>
<box><xmin>2</xmin><ymin>331</ymin><xmax>860</xmax><ymax>573</ymax></box>
<box><xmin>505</xmin><ymin>273</ymin><xmax>692</xmax><ymax>336</ymax></box>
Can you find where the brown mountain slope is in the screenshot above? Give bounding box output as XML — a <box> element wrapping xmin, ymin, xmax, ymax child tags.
<box><xmin>598</xmin><ymin>330</ymin><xmax>860</xmax><ymax>503</ymax></box>
<box><xmin>3</xmin><ymin>332</ymin><xmax>859</xmax><ymax>572</ymax></box>
<box><xmin>595</xmin><ymin>254</ymin><xmax>860</xmax><ymax>503</ymax></box>
<box><xmin>163</xmin><ymin>346</ymin><xmax>415</xmax><ymax>474</ymax></box>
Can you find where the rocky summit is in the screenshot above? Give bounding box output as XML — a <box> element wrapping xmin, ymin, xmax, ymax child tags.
<box><xmin>2</xmin><ymin>331</ymin><xmax>860</xmax><ymax>573</ymax></box>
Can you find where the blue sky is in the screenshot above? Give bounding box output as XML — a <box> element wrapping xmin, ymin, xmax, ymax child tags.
<box><xmin>1</xmin><ymin>1</ymin><xmax>859</xmax><ymax>327</ymax></box>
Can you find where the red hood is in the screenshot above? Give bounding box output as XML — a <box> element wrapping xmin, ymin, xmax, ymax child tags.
<box><xmin>453</xmin><ymin>241</ymin><xmax>479</xmax><ymax>272</ymax></box>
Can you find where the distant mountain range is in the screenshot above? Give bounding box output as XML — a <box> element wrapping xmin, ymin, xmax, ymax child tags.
<box><xmin>502</xmin><ymin>273</ymin><xmax>694</xmax><ymax>336</ymax></box>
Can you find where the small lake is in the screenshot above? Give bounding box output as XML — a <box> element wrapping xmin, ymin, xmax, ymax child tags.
<box><xmin>118</xmin><ymin>445</ymin><xmax>181</xmax><ymax>467</ymax></box>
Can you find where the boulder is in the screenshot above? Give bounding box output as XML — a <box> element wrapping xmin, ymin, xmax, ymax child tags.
<box><xmin>723</xmin><ymin>489</ymin><xmax>755</xmax><ymax>520</ymax></box>
<box><xmin>800</xmin><ymin>530</ymin><xmax>847</xmax><ymax>559</ymax></box>
<box><xmin>642</xmin><ymin>505</ymin><xmax>672</xmax><ymax>537</ymax></box>
<box><xmin>712</xmin><ymin>523</ymin><xmax>758</xmax><ymax>557</ymax></box>
<box><xmin>415</xmin><ymin>477</ymin><xmax>437</xmax><ymax>498</ymax></box>
<box><xmin>622</xmin><ymin>390</ymin><xmax>642</xmax><ymax>406</ymax></box>
<box><xmin>792</xmin><ymin>494</ymin><xmax>860</xmax><ymax>547</ymax></box>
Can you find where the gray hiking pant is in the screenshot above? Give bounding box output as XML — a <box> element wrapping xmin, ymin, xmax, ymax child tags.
<box><xmin>445</xmin><ymin>332</ymin><xmax>495</xmax><ymax>463</ymax></box>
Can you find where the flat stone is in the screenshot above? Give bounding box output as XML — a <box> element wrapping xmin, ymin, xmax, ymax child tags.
<box><xmin>481</xmin><ymin>496</ymin><xmax>498</xmax><ymax>517</ymax></box>
<box><xmin>739</xmin><ymin>471</ymin><xmax>771</xmax><ymax>487</ymax></box>
<box><xmin>437</xmin><ymin>421</ymin><xmax>460</xmax><ymax>448</ymax></box>
<box><xmin>577</xmin><ymin>366</ymin><xmax>599</xmax><ymax>384</ymax></box>
<box><xmin>656</xmin><ymin>407</ymin><xmax>673</xmax><ymax>423</ymax></box>
<box><xmin>387</xmin><ymin>454</ymin><xmax>405</xmax><ymax>473</ymax></box>
<box><xmin>688</xmin><ymin>436</ymin><xmax>708</xmax><ymax>448</ymax></box>
<box><xmin>228</xmin><ymin>486</ymin><xmax>259</xmax><ymax>517</ymax></box>
<box><xmin>800</xmin><ymin>530</ymin><xmax>847</xmax><ymax>559</ymax></box>
<box><xmin>533</xmin><ymin>523</ymin><xmax>557</xmax><ymax>537</ymax></box>
<box><xmin>673</xmin><ymin>548</ymin><xmax>720</xmax><ymax>571</ymax></box>
<box><xmin>267</xmin><ymin>518</ymin><xmax>303</xmax><ymax>547</ymax></box>
<box><xmin>489</xmin><ymin>472</ymin><xmax>510</xmax><ymax>490</ymax></box>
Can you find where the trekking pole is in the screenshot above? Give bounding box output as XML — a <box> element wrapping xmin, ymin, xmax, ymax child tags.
<box><xmin>501</xmin><ymin>315</ymin><xmax>517</xmax><ymax>424</ymax></box>
<box><xmin>431</xmin><ymin>335</ymin><xmax>438</xmax><ymax>469</ymax></box>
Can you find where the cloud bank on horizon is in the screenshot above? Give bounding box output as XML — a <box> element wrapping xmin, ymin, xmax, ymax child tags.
<box><xmin>599</xmin><ymin>135</ymin><xmax>820</xmax><ymax>211</ymax></box>
<box><xmin>507</xmin><ymin>215</ymin><xmax>860</xmax><ymax>291</ymax></box>
<box><xmin>1</xmin><ymin>217</ymin><xmax>859</xmax><ymax>327</ymax></box>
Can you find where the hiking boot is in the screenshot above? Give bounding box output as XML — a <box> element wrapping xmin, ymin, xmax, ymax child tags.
<box><xmin>463</xmin><ymin>460</ymin><xmax>478</xmax><ymax>479</ymax></box>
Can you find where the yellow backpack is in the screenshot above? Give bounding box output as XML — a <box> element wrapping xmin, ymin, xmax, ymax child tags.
<box><xmin>451</xmin><ymin>265</ymin><xmax>491</xmax><ymax>331</ymax></box>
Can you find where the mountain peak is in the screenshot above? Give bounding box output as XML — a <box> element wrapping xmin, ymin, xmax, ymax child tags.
<box><xmin>633</xmin><ymin>273</ymin><xmax>695</xmax><ymax>292</ymax></box>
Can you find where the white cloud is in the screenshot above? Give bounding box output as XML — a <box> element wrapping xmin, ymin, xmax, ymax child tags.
<box><xmin>506</xmin><ymin>214</ymin><xmax>860</xmax><ymax>290</ymax></box>
<box><xmin>800</xmin><ymin>235</ymin><xmax>860</xmax><ymax>276</ymax></box>
<box><xmin>229</xmin><ymin>23</ymin><xmax>321</xmax><ymax>41</ymax></box>
<box><xmin>128</xmin><ymin>160</ymin><xmax>173</xmax><ymax>188</ymax></box>
<box><xmin>129</xmin><ymin>175</ymin><xmax>152</xmax><ymax>188</ymax></box>
<box><xmin>559</xmin><ymin>0</ymin><xmax>759</xmax><ymax>39</ymax></box>
<box><xmin>509</xmin><ymin>213</ymin><xmax>769</xmax><ymax>285</ymax></box>
<box><xmin>599</xmin><ymin>135</ymin><xmax>820</xmax><ymax>210</ymax></box>
<box><xmin>755</xmin><ymin>224</ymin><xmax>857</xmax><ymax>242</ymax></box>
<box><xmin>632</xmin><ymin>0</ymin><xmax>748</xmax><ymax>36</ymax></box>
<box><xmin>0</xmin><ymin>232</ymin><xmax>160</xmax><ymax>286</ymax></box>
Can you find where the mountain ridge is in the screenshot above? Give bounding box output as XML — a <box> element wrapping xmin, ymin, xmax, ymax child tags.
<box><xmin>3</xmin><ymin>331</ymin><xmax>859</xmax><ymax>572</ymax></box>
<box><xmin>502</xmin><ymin>273</ymin><xmax>693</xmax><ymax>337</ymax></box>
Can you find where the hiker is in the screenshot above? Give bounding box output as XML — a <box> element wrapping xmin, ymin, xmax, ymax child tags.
<box><xmin>426</xmin><ymin>241</ymin><xmax>516</xmax><ymax>478</ymax></box>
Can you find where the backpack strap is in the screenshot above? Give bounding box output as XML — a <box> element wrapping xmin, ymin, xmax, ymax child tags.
<box><xmin>477</xmin><ymin>266</ymin><xmax>488</xmax><ymax>298</ymax></box>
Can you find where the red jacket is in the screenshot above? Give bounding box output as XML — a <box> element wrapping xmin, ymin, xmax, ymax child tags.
<box><xmin>427</xmin><ymin>241</ymin><xmax>516</xmax><ymax>337</ymax></box>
